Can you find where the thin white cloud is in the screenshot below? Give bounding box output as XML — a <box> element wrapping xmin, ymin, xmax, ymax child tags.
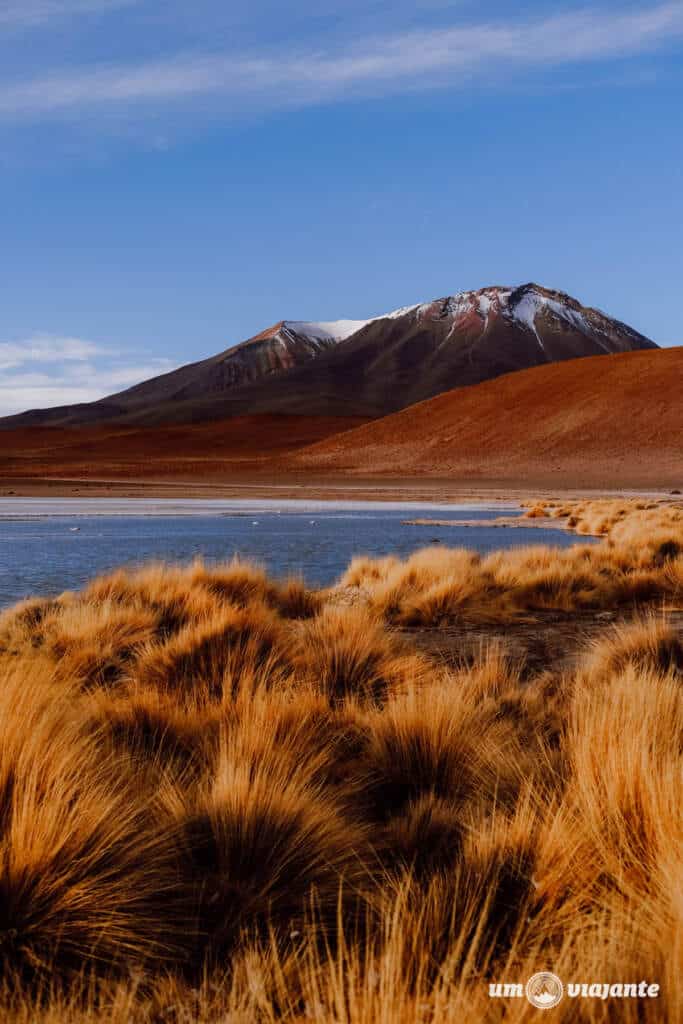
<box><xmin>0</xmin><ymin>334</ymin><xmax>176</xmax><ymax>416</ymax></box>
<box><xmin>0</xmin><ymin>0</ymin><xmax>138</xmax><ymax>28</ymax></box>
<box><xmin>0</xmin><ymin>385</ymin><xmax>107</xmax><ymax>415</ymax></box>
<box><xmin>0</xmin><ymin>3</ymin><xmax>681</xmax><ymax>117</ymax></box>
<box><xmin>0</xmin><ymin>335</ymin><xmax>103</xmax><ymax>371</ymax></box>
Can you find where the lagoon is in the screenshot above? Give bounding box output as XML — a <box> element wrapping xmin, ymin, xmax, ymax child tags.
<box><xmin>0</xmin><ymin>499</ymin><xmax>587</xmax><ymax>608</ymax></box>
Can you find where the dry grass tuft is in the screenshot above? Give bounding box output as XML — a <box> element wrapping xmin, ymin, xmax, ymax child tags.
<box><xmin>523</xmin><ymin>504</ymin><xmax>548</xmax><ymax>519</ymax></box>
<box><xmin>289</xmin><ymin>605</ymin><xmax>429</xmax><ymax>705</ymax></box>
<box><xmin>339</xmin><ymin>501</ymin><xmax>683</xmax><ymax>625</ymax></box>
<box><xmin>0</xmin><ymin>671</ymin><xmax>188</xmax><ymax>984</ymax></box>
<box><xmin>184</xmin><ymin>722</ymin><xmax>368</xmax><ymax>960</ymax></box>
<box><xmin>582</xmin><ymin>614</ymin><xmax>683</xmax><ymax>682</ymax></box>
<box><xmin>131</xmin><ymin>603</ymin><xmax>288</xmax><ymax>702</ymax></box>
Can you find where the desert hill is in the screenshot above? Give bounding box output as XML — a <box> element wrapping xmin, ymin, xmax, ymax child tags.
<box><xmin>287</xmin><ymin>347</ymin><xmax>683</xmax><ymax>490</ymax></box>
<box><xmin>0</xmin><ymin>283</ymin><xmax>656</xmax><ymax>428</ymax></box>
<box><xmin>0</xmin><ymin>414</ymin><xmax>366</xmax><ymax>489</ymax></box>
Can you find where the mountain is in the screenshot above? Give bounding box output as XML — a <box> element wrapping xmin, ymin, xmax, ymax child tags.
<box><xmin>285</xmin><ymin>347</ymin><xmax>683</xmax><ymax>490</ymax></box>
<box><xmin>113</xmin><ymin>318</ymin><xmax>376</xmax><ymax>402</ymax></box>
<box><xmin>0</xmin><ymin>284</ymin><xmax>657</xmax><ymax>428</ymax></box>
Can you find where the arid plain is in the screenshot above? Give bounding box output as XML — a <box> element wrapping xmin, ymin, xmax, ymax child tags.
<box><xmin>1</xmin><ymin>347</ymin><xmax>681</xmax><ymax>498</ymax></box>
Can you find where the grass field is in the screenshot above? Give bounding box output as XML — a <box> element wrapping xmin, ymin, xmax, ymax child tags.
<box><xmin>0</xmin><ymin>499</ymin><xmax>681</xmax><ymax>1022</ymax></box>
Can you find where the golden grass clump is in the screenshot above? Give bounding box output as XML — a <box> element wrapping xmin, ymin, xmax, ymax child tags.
<box><xmin>356</xmin><ymin>679</ymin><xmax>519</xmax><ymax>829</ymax></box>
<box><xmin>559</xmin><ymin>497</ymin><xmax>682</xmax><ymax>540</ymax></box>
<box><xmin>131</xmin><ymin>602</ymin><xmax>289</xmax><ymax>702</ymax></box>
<box><xmin>182</xmin><ymin>720</ymin><xmax>368</xmax><ymax>960</ymax></box>
<box><xmin>340</xmin><ymin>553</ymin><xmax>401</xmax><ymax>588</ymax></box>
<box><xmin>288</xmin><ymin>604</ymin><xmax>430</xmax><ymax>705</ymax></box>
<box><xmin>0</xmin><ymin>669</ymin><xmax>188</xmax><ymax>984</ymax></box>
<box><xmin>339</xmin><ymin>500</ymin><xmax>683</xmax><ymax>625</ymax></box>
<box><xmin>582</xmin><ymin>614</ymin><xmax>683</xmax><ymax>683</ymax></box>
<box><xmin>0</xmin><ymin>505</ymin><xmax>681</xmax><ymax>1020</ymax></box>
<box><xmin>85</xmin><ymin>685</ymin><xmax>217</xmax><ymax>779</ymax></box>
<box><xmin>44</xmin><ymin>601</ymin><xmax>160</xmax><ymax>689</ymax></box>
<box><xmin>523</xmin><ymin>504</ymin><xmax>549</xmax><ymax>519</ymax></box>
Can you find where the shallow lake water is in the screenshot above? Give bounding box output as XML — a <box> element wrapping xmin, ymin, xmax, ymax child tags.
<box><xmin>0</xmin><ymin>499</ymin><xmax>590</xmax><ymax>608</ymax></box>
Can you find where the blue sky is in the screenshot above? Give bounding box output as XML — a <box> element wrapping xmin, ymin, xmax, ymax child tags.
<box><xmin>1</xmin><ymin>0</ymin><xmax>682</xmax><ymax>415</ymax></box>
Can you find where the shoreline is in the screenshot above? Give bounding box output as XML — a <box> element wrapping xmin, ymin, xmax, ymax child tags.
<box><xmin>0</xmin><ymin>475</ymin><xmax>675</xmax><ymax>503</ymax></box>
<box><xmin>404</xmin><ymin>514</ymin><xmax>571</xmax><ymax>532</ymax></box>
<box><xmin>0</xmin><ymin>496</ymin><xmax>514</xmax><ymax>520</ymax></box>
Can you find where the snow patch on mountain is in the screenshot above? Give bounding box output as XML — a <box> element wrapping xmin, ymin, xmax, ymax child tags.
<box><xmin>477</xmin><ymin>293</ymin><xmax>494</xmax><ymax>330</ymax></box>
<box><xmin>509</xmin><ymin>291</ymin><xmax>548</xmax><ymax>354</ymax></box>
<box><xmin>283</xmin><ymin>320</ymin><xmax>374</xmax><ymax>344</ymax></box>
<box><xmin>539</xmin><ymin>299</ymin><xmax>611</xmax><ymax>350</ymax></box>
<box><xmin>385</xmin><ymin>303</ymin><xmax>424</xmax><ymax>320</ymax></box>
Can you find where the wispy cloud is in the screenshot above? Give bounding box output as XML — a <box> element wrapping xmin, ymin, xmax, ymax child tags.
<box><xmin>0</xmin><ymin>3</ymin><xmax>681</xmax><ymax>118</ymax></box>
<box><xmin>0</xmin><ymin>334</ymin><xmax>175</xmax><ymax>416</ymax></box>
<box><xmin>0</xmin><ymin>0</ymin><xmax>137</xmax><ymax>28</ymax></box>
<box><xmin>0</xmin><ymin>335</ymin><xmax>103</xmax><ymax>371</ymax></box>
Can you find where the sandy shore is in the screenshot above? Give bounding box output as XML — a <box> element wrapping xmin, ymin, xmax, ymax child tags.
<box><xmin>404</xmin><ymin>515</ymin><xmax>570</xmax><ymax>531</ymax></box>
<box><xmin>403</xmin><ymin>513</ymin><xmax>624</xmax><ymax>541</ymax></box>
<box><xmin>0</xmin><ymin>474</ymin><xmax>673</xmax><ymax>504</ymax></box>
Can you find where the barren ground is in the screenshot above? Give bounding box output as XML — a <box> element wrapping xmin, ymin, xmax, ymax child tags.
<box><xmin>1</xmin><ymin>348</ymin><xmax>681</xmax><ymax>497</ymax></box>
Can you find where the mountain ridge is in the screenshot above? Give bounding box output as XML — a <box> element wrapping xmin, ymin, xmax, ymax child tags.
<box><xmin>0</xmin><ymin>283</ymin><xmax>657</xmax><ymax>428</ymax></box>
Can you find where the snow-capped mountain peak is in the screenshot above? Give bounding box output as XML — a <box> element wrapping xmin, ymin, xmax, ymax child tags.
<box><xmin>387</xmin><ymin>283</ymin><xmax>647</xmax><ymax>352</ymax></box>
<box><xmin>206</xmin><ymin>283</ymin><xmax>654</xmax><ymax>398</ymax></box>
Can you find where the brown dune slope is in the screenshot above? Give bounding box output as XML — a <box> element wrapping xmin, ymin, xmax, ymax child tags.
<box><xmin>288</xmin><ymin>347</ymin><xmax>683</xmax><ymax>489</ymax></box>
<box><xmin>0</xmin><ymin>414</ymin><xmax>367</xmax><ymax>486</ymax></box>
